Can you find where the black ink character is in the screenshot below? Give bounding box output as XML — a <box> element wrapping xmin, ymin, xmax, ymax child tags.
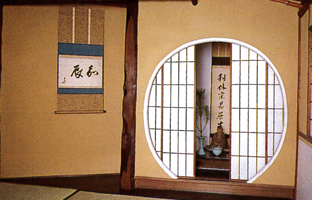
<box><xmin>218</xmin><ymin>101</ymin><xmax>224</xmax><ymax>109</ymax></box>
<box><xmin>218</xmin><ymin>91</ymin><xmax>225</xmax><ymax>100</ymax></box>
<box><xmin>86</xmin><ymin>65</ymin><xmax>99</xmax><ymax>77</ymax></box>
<box><xmin>216</xmin><ymin>111</ymin><xmax>224</xmax><ymax>120</ymax></box>
<box><xmin>217</xmin><ymin>83</ymin><xmax>226</xmax><ymax>91</ymax></box>
<box><xmin>218</xmin><ymin>73</ymin><xmax>226</xmax><ymax>82</ymax></box>
<box><xmin>71</xmin><ymin>65</ymin><xmax>83</xmax><ymax>78</ymax></box>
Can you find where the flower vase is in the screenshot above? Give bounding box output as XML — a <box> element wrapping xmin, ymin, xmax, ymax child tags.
<box><xmin>197</xmin><ymin>136</ymin><xmax>206</xmax><ymax>156</ymax></box>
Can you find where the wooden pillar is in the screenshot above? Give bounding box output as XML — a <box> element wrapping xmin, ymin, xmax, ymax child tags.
<box><xmin>120</xmin><ymin>0</ymin><xmax>138</xmax><ymax>191</ymax></box>
<box><xmin>0</xmin><ymin>4</ymin><xmax>2</xmax><ymax>175</ymax></box>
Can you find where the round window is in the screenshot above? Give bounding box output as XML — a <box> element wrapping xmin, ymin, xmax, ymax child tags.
<box><xmin>143</xmin><ymin>38</ymin><xmax>287</xmax><ymax>182</ymax></box>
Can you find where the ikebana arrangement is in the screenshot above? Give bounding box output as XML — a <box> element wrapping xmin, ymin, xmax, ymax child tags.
<box><xmin>196</xmin><ymin>88</ymin><xmax>210</xmax><ymax>156</ymax></box>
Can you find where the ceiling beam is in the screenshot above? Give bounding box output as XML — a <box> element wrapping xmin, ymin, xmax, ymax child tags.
<box><xmin>1</xmin><ymin>0</ymin><xmax>128</xmax><ymax>7</ymax></box>
<box><xmin>298</xmin><ymin>0</ymin><xmax>312</xmax><ymax>17</ymax></box>
<box><xmin>270</xmin><ymin>0</ymin><xmax>303</xmax><ymax>8</ymax></box>
<box><xmin>0</xmin><ymin>0</ymin><xmax>197</xmax><ymax>7</ymax></box>
<box><xmin>1</xmin><ymin>0</ymin><xmax>196</xmax><ymax>5</ymax></box>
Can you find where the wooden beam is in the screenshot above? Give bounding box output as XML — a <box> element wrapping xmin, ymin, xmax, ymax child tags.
<box><xmin>120</xmin><ymin>0</ymin><xmax>138</xmax><ymax>191</ymax></box>
<box><xmin>294</xmin><ymin>17</ymin><xmax>301</xmax><ymax>200</ymax></box>
<box><xmin>298</xmin><ymin>131</ymin><xmax>312</xmax><ymax>144</ymax></box>
<box><xmin>135</xmin><ymin>177</ymin><xmax>294</xmax><ymax>199</ymax></box>
<box><xmin>0</xmin><ymin>5</ymin><xmax>2</xmax><ymax>89</ymax></box>
<box><xmin>0</xmin><ymin>4</ymin><xmax>2</xmax><ymax>177</ymax></box>
<box><xmin>270</xmin><ymin>0</ymin><xmax>303</xmax><ymax>8</ymax></box>
<box><xmin>298</xmin><ymin>0</ymin><xmax>312</xmax><ymax>17</ymax></box>
<box><xmin>1</xmin><ymin>0</ymin><xmax>195</xmax><ymax>5</ymax></box>
<box><xmin>1</xmin><ymin>0</ymin><xmax>127</xmax><ymax>7</ymax></box>
<box><xmin>191</xmin><ymin>0</ymin><xmax>197</xmax><ymax>6</ymax></box>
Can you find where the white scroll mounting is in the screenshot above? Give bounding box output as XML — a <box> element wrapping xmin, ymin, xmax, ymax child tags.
<box><xmin>58</xmin><ymin>55</ymin><xmax>102</xmax><ymax>88</ymax></box>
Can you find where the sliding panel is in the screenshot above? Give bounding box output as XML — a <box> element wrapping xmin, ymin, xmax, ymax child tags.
<box><xmin>231</xmin><ymin>44</ymin><xmax>286</xmax><ymax>181</ymax></box>
<box><xmin>147</xmin><ymin>46</ymin><xmax>195</xmax><ymax>177</ymax></box>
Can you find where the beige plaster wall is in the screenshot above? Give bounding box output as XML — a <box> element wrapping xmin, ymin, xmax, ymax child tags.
<box><xmin>1</xmin><ymin>5</ymin><xmax>126</xmax><ymax>177</ymax></box>
<box><xmin>136</xmin><ymin>0</ymin><xmax>298</xmax><ymax>186</ymax></box>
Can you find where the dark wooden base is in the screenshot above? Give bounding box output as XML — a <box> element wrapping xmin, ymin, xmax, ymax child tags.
<box><xmin>196</xmin><ymin>145</ymin><xmax>230</xmax><ymax>180</ymax></box>
<box><xmin>135</xmin><ymin>177</ymin><xmax>294</xmax><ymax>199</ymax></box>
<box><xmin>196</xmin><ymin>157</ymin><xmax>229</xmax><ymax>180</ymax></box>
<box><xmin>135</xmin><ymin>188</ymin><xmax>292</xmax><ymax>200</ymax></box>
<box><xmin>0</xmin><ymin>174</ymin><xmax>294</xmax><ymax>200</ymax></box>
<box><xmin>196</xmin><ymin>168</ymin><xmax>229</xmax><ymax>180</ymax></box>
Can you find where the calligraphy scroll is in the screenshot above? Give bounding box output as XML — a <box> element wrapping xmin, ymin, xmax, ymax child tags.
<box><xmin>56</xmin><ymin>6</ymin><xmax>105</xmax><ymax>113</ymax></box>
<box><xmin>210</xmin><ymin>65</ymin><xmax>230</xmax><ymax>133</ymax></box>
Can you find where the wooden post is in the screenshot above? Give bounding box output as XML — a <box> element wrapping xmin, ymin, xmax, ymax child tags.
<box><xmin>120</xmin><ymin>0</ymin><xmax>138</xmax><ymax>191</ymax></box>
<box><xmin>298</xmin><ymin>0</ymin><xmax>312</xmax><ymax>18</ymax></box>
<box><xmin>0</xmin><ymin>4</ymin><xmax>2</xmax><ymax>176</ymax></box>
<box><xmin>0</xmin><ymin>5</ymin><xmax>2</xmax><ymax>87</ymax></box>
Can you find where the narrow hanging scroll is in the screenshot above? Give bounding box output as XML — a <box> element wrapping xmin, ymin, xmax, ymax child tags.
<box><xmin>56</xmin><ymin>6</ymin><xmax>105</xmax><ymax>113</ymax></box>
<box><xmin>210</xmin><ymin>42</ymin><xmax>231</xmax><ymax>133</ymax></box>
<box><xmin>211</xmin><ymin>65</ymin><xmax>231</xmax><ymax>133</ymax></box>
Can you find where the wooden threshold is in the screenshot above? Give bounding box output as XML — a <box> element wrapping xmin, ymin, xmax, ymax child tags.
<box><xmin>135</xmin><ymin>177</ymin><xmax>294</xmax><ymax>199</ymax></box>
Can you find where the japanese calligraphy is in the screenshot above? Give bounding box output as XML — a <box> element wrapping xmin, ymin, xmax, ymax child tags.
<box><xmin>70</xmin><ymin>64</ymin><xmax>99</xmax><ymax>79</ymax></box>
<box><xmin>58</xmin><ymin>55</ymin><xmax>103</xmax><ymax>89</ymax></box>
<box><xmin>211</xmin><ymin>66</ymin><xmax>230</xmax><ymax>133</ymax></box>
<box><xmin>87</xmin><ymin>65</ymin><xmax>99</xmax><ymax>77</ymax></box>
<box><xmin>218</xmin><ymin>91</ymin><xmax>225</xmax><ymax>100</ymax></box>
<box><xmin>217</xmin><ymin>72</ymin><xmax>227</xmax><ymax>125</ymax></box>
<box><xmin>216</xmin><ymin>111</ymin><xmax>224</xmax><ymax>120</ymax></box>
<box><xmin>71</xmin><ymin>65</ymin><xmax>84</xmax><ymax>78</ymax></box>
<box><xmin>217</xmin><ymin>83</ymin><xmax>226</xmax><ymax>91</ymax></box>
<box><xmin>218</xmin><ymin>101</ymin><xmax>224</xmax><ymax>109</ymax></box>
<box><xmin>218</xmin><ymin>73</ymin><xmax>226</xmax><ymax>82</ymax></box>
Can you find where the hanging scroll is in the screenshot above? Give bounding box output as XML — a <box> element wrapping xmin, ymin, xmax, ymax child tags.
<box><xmin>56</xmin><ymin>6</ymin><xmax>105</xmax><ymax>113</ymax></box>
<box><xmin>210</xmin><ymin>66</ymin><xmax>231</xmax><ymax>133</ymax></box>
<box><xmin>210</xmin><ymin>42</ymin><xmax>231</xmax><ymax>133</ymax></box>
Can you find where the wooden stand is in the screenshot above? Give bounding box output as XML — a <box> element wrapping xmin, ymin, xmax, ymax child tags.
<box><xmin>196</xmin><ymin>133</ymin><xmax>230</xmax><ymax>180</ymax></box>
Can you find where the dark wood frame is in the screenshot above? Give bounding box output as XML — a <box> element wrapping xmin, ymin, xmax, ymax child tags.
<box><xmin>307</xmin><ymin>25</ymin><xmax>312</xmax><ymax>142</ymax></box>
<box><xmin>294</xmin><ymin>16</ymin><xmax>302</xmax><ymax>200</ymax></box>
<box><xmin>299</xmin><ymin>0</ymin><xmax>312</xmax><ymax>18</ymax></box>
<box><xmin>120</xmin><ymin>0</ymin><xmax>138</xmax><ymax>191</ymax></box>
<box><xmin>135</xmin><ymin>176</ymin><xmax>294</xmax><ymax>199</ymax></box>
<box><xmin>298</xmin><ymin>20</ymin><xmax>312</xmax><ymax>145</ymax></box>
<box><xmin>298</xmin><ymin>131</ymin><xmax>312</xmax><ymax>144</ymax></box>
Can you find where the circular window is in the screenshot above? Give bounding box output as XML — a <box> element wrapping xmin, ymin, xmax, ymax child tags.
<box><xmin>143</xmin><ymin>38</ymin><xmax>287</xmax><ymax>182</ymax></box>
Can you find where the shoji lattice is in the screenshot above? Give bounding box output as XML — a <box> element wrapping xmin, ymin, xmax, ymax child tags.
<box><xmin>148</xmin><ymin>46</ymin><xmax>195</xmax><ymax>177</ymax></box>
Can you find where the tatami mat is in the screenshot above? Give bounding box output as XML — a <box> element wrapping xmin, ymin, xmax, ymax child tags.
<box><xmin>0</xmin><ymin>182</ymin><xmax>169</xmax><ymax>200</ymax></box>
<box><xmin>68</xmin><ymin>191</ymin><xmax>167</xmax><ymax>200</ymax></box>
<box><xmin>0</xmin><ymin>182</ymin><xmax>77</xmax><ymax>200</ymax></box>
